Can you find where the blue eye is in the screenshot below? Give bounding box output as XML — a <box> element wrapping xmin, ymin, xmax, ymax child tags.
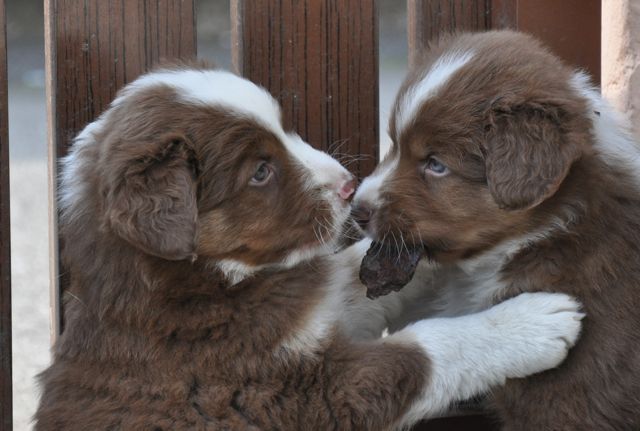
<box><xmin>250</xmin><ymin>162</ymin><xmax>273</xmax><ymax>185</ymax></box>
<box><xmin>424</xmin><ymin>157</ymin><xmax>449</xmax><ymax>176</ymax></box>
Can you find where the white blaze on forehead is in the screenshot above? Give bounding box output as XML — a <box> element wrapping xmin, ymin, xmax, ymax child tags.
<box><xmin>114</xmin><ymin>69</ymin><xmax>285</xmax><ymax>139</ymax></box>
<box><xmin>283</xmin><ymin>133</ymin><xmax>350</xmax><ymax>189</ymax></box>
<box><xmin>119</xmin><ymin>69</ymin><xmax>350</xmax><ymax>189</ymax></box>
<box><xmin>62</xmin><ymin>69</ymin><xmax>289</xmax><ymax>216</ymax></box>
<box><xmin>396</xmin><ymin>51</ymin><xmax>475</xmax><ymax>134</ymax></box>
<box><xmin>353</xmin><ymin>153</ymin><xmax>398</xmax><ymax>207</ymax></box>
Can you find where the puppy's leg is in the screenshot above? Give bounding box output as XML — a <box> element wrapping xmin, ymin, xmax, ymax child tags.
<box><xmin>323</xmin><ymin>338</ymin><xmax>431</xmax><ymax>431</ymax></box>
<box><xmin>384</xmin><ymin>292</ymin><xmax>584</xmax><ymax>428</ymax></box>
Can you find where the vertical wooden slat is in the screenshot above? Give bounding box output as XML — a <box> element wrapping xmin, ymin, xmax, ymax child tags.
<box><xmin>231</xmin><ymin>0</ymin><xmax>379</xmax><ymax>180</ymax></box>
<box><xmin>408</xmin><ymin>0</ymin><xmax>493</xmax><ymax>68</ymax></box>
<box><xmin>45</xmin><ymin>0</ymin><xmax>197</xmax><ymax>337</ymax></box>
<box><xmin>0</xmin><ymin>0</ymin><xmax>11</xmax><ymax>427</ymax></box>
<box><xmin>408</xmin><ymin>0</ymin><xmax>600</xmax><ymax>83</ymax></box>
<box><xmin>489</xmin><ymin>0</ymin><xmax>517</xmax><ymax>29</ymax></box>
<box><xmin>515</xmin><ymin>0</ymin><xmax>601</xmax><ymax>84</ymax></box>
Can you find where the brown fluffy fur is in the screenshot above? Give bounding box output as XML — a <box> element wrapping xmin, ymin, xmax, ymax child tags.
<box><xmin>367</xmin><ymin>31</ymin><xmax>640</xmax><ymax>429</ymax></box>
<box><xmin>34</xmin><ymin>73</ymin><xmax>428</xmax><ymax>430</ymax></box>
<box><xmin>35</xmin><ymin>63</ymin><xmax>586</xmax><ymax>431</ymax></box>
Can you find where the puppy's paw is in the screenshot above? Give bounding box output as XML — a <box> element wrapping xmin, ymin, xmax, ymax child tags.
<box><xmin>485</xmin><ymin>292</ymin><xmax>584</xmax><ymax>378</ymax></box>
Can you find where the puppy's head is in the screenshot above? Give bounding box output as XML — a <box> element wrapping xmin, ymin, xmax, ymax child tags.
<box><xmin>61</xmin><ymin>68</ymin><xmax>355</xmax><ymax>276</ymax></box>
<box><xmin>353</xmin><ymin>31</ymin><xmax>593</xmax><ymax>262</ymax></box>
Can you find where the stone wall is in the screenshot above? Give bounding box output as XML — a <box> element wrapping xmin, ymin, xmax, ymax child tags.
<box><xmin>602</xmin><ymin>0</ymin><xmax>640</xmax><ymax>138</ymax></box>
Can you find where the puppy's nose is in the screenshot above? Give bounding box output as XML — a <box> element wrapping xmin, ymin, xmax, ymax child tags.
<box><xmin>338</xmin><ymin>176</ymin><xmax>357</xmax><ymax>201</ymax></box>
<box><xmin>351</xmin><ymin>203</ymin><xmax>373</xmax><ymax>231</ymax></box>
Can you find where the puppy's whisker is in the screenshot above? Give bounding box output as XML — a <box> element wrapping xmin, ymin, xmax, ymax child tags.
<box><xmin>327</xmin><ymin>138</ymin><xmax>349</xmax><ymax>154</ymax></box>
<box><xmin>331</xmin><ymin>153</ymin><xmax>368</xmax><ymax>162</ymax></box>
<box><xmin>312</xmin><ymin>220</ymin><xmax>323</xmax><ymax>246</ymax></box>
<box><xmin>377</xmin><ymin>229</ymin><xmax>391</xmax><ymax>260</ymax></box>
<box><xmin>314</xmin><ymin>216</ymin><xmax>330</xmax><ymax>246</ymax></box>
<box><xmin>317</xmin><ymin>221</ymin><xmax>327</xmax><ymax>246</ymax></box>
<box><xmin>409</xmin><ymin>230</ymin><xmax>418</xmax><ymax>251</ymax></box>
<box><xmin>66</xmin><ymin>291</ymin><xmax>87</xmax><ymax>309</ymax></box>
<box><xmin>400</xmin><ymin>231</ymin><xmax>409</xmax><ymax>257</ymax></box>
<box><xmin>319</xmin><ymin>215</ymin><xmax>337</xmax><ymax>247</ymax></box>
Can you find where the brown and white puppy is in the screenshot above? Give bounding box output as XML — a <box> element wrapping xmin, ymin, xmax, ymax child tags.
<box><xmin>35</xmin><ymin>66</ymin><xmax>582</xmax><ymax>430</ymax></box>
<box><xmin>353</xmin><ymin>31</ymin><xmax>640</xmax><ymax>430</ymax></box>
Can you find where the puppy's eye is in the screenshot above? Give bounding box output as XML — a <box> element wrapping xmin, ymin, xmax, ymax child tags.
<box><xmin>250</xmin><ymin>162</ymin><xmax>273</xmax><ymax>186</ymax></box>
<box><xmin>424</xmin><ymin>157</ymin><xmax>449</xmax><ymax>176</ymax></box>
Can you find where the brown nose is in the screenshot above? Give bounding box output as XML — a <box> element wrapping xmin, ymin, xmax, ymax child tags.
<box><xmin>350</xmin><ymin>203</ymin><xmax>373</xmax><ymax>231</ymax></box>
<box><xmin>338</xmin><ymin>176</ymin><xmax>357</xmax><ymax>201</ymax></box>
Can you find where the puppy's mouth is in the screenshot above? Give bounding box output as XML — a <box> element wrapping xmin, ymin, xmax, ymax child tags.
<box><xmin>359</xmin><ymin>240</ymin><xmax>427</xmax><ymax>299</ymax></box>
<box><xmin>310</xmin><ymin>200</ymin><xmax>357</xmax><ymax>256</ymax></box>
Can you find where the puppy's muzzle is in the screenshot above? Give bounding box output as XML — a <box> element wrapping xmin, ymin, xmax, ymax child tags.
<box><xmin>350</xmin><ymin>203</ymin><xmax>373</xmax><ymax>232</ymax></box>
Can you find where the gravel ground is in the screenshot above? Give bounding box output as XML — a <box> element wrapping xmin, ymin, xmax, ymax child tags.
<box><xmin>11</xmin><ymin>159</ymin><xmax>50</xmax><ymax>431</ymax></box>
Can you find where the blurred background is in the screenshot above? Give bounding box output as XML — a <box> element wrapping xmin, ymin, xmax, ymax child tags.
<box><xmin>6</xmin><ymin>0</ymin><xmax>408</xmax><ymax>428</ymax></box>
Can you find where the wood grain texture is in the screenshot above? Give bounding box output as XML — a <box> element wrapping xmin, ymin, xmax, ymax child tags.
<box><xmin>408</xmin><ymin>0</ymin><xmax>600</xmax><ymax>82</ymax></box>
<box><xmin>47</xmin><ymin>0</ymin><xmax>196</xmax><ymax>160</ymax></box>
<box><xmin>0</xmin><ymin>0</ymin><xmax>11</xmax><ymax>427</ymax></box>
<box><xmin>45</xmin><ymin>0</ymin><xmax>197</xmax><ymax>336</ymax></box>
<box><xmin>489</xmin><ymin>0</ymin><xmax>517</xmax><ymax>29</ymax></box>
<box><xmin>516</xmin><ymin>0</ymin><xmax>601</xmax><ymax>84</ymax></box>
<box><xmin>232</xmin><ymin>0</ymin><xmax>379</xmax><ymax>179</ymax></box>
<box><xmin>408</xmin><ymin>0</ymin><xmax>494</xmax><ymax>67</ymax></box>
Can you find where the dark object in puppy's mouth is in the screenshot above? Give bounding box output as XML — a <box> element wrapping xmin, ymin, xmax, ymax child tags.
<box><xmin>359</xmin><ymin>241</ymin><xmax>424</xmax><ymax>299</ymax></box>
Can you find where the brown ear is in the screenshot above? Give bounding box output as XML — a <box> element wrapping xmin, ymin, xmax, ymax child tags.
<box><xmin>484</xmin><ymin>102</ymin><xmax>581</xmax><ymax>210</ymax></box>
<box><xmin>106</xmin><ymin>134</ymin><xmax>199</xmax><ymax>260</ymax></box>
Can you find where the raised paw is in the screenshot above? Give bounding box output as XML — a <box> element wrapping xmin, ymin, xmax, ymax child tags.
<box><xmin>484</xmin><ymin>292</ymin><xmax>585</xmax><ymax>378</ymax></box>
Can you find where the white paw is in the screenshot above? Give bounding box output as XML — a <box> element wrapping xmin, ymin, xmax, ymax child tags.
<box><xmin>484</xmin><ymin>292</ymin><xmax>584</xmax><ymax>378</ymax></box>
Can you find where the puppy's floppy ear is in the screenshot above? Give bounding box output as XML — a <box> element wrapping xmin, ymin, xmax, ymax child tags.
<box><xmin>106</xmin><ymin>133</ymin><xmax>199</xmax><ymax>260</ymax></box>
<box><xmin>483</xmin><ymin>100</ymin><xmax>581</xmax><ymax>210</ymax></box>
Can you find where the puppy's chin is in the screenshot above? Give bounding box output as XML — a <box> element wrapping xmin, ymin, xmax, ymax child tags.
<box><xmin>263</xmin><ymin>211</ymin><xmax>355</xmax><ymax>268</ymax></box>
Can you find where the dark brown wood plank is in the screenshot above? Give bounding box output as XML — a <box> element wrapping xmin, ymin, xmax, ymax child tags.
<box><xmin>408</xmin><ymin>0</ymin><xmax>493</xmax><ymax>67</ymax></box>
<box><xmin>231</xmin><ymin>0</ymin><xmax>379</xmax><ymax>179</ymax></box>
<box><xmin>45</xmin><ymin>0</ymin><xmax>197</xmax><ymax>336</ymax></box>
<box><xmin>516</xmin><ymin>0</ymin><xmax>601</xmax><ymax>84</ymax></box>
<box><xmin>489</xmin><ymin>0</ymin><xmax>517</xmax><ymax>29</ymax></box>
<box><xmin>0</xmin><ymin>0</ymin><xmax>10</xmax><ymax>427</ymax></box>
<box><xmin>409</xmin><ymin>0</ymin><xmax>600</xmax><ymax>83</ymax></box>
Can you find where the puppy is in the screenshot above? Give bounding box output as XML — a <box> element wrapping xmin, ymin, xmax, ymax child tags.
<box><xmin>353</xmin><ymin>31</ymin><xmax>640</xmax><ymax>430</ymax></box>
<box><xmin>35</xmin><ymin>66</ymin><xmax>583</xmax><ymax>430</ymax></box>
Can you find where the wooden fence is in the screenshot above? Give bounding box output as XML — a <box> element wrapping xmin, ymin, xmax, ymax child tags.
<box><xmin>0</xmin><ymin>0</ymin><xmax>601</xmax><ymax>429</ymax></box>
